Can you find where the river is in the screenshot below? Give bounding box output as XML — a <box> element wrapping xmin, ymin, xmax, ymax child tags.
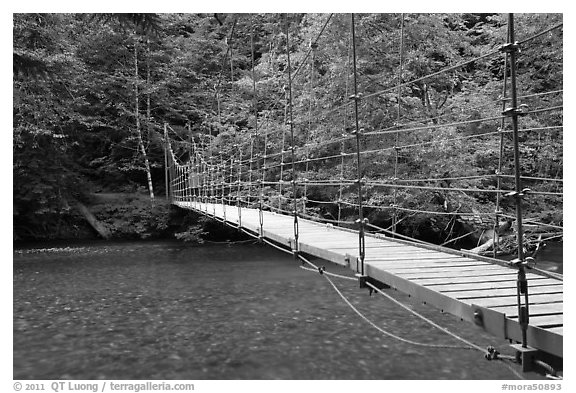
<box><xmin>14</xmin><ymin>240</ymin><xmax>560</xmax><ymax>380</ymax></box>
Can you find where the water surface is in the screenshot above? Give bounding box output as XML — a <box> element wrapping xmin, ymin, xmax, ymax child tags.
<box><xmin>14</xmin><ymin>241</ymin><xmax>553</xmax><ymax>380</ymax></box>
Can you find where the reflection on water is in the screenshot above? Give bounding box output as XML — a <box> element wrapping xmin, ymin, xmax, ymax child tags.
<box><xmin>14</xmin><ymin>241</ymin><xmax>555</xmax><ymax>380</ymax></box>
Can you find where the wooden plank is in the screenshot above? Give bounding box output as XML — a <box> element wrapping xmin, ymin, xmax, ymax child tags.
<box><xmin>409</xmin><ymin>274</ymin><xmax>521</xmax><ymax>285</ymax></box>
<box><xmin>391</xmin><ymin>268</ymin><xmax>510</xmax><ymax>280</ymax></box>
<box><xmin>366</xmin><ymin>260</ymin><xmax>493</xmax><ymax>269</ymax></box>
<box><xmin>490</xmin><ymin>303</ymin><xmax>563</xmax><ymax>317</ymax></box>
<box><xmin>447</xmin><ymin>285</ymin><xmax>563</xmax><ymax>299</ymax></box>
<box><xmin>381</xmin><ymin>266</ymin><xmax>506</xmax><ymax>276</ymax></box>
<box><xmin>508</xmin><ymin>314</ymin><xmax>563</xmax><ymax>327</ymax></box>
<box><xmin>366</xmin><ymin>255</ymin><xmax>485</xmax><ymax>262</ymax></box>
<box><xmin>365</xmin><ymin>253</ymin><xmax>467</xmax><ymax>260</ymax></box>
<box><xmin>368</xmin><ymin>264</ymin><xmax>493</xmax><ymax>272</ymax></box>
<box><xmin>425</xmin><ymin>278</ymin><xmax>561</xmax><ymax>291</ymax></box>
<box><xmin>463</xmin><ymin>293</ymin><xmax>563</xmax><ymax>308</ymax></box>
<box><xmin>547</xmin><ymin>327</ymin><xmax>563</xmax><ymax>335</ymax></box>
<box><xmin>326</xmin><ymin>243</ymin><xmax>413</xmax><ymax>249</ymax></box>
<box><xmin>325</xmin><ymin>246</ymin><xmax>443</xmax><ymax>253</ymax></box>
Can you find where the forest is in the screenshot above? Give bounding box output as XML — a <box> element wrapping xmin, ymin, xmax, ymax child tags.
<box><xmin>13</xmin><ymin>13</ymin><xmax>563</xmax><ymax>250</ymax></box>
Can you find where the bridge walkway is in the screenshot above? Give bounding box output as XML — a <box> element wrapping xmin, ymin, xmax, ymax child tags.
<box><xmin>175</xmin><ymin>200</ymin><xmax>563</xmax><ymax>358</ymax></box>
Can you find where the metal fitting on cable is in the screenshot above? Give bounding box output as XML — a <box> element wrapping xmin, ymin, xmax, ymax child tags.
<box><xmin>508</xmin><ymin>257</ymin><xmax>536</xmax><ymax>269</ymax></box>
<box><xmin>505</xmin><ymin>188</ymin><xmax>531</xmax><ymax>198</ymax></box>
<box><xmin>348</xmin><ymin>93</ymin><xmax>363</xmax><ymax>101</ymax></box>
<box><xmin>499</xmin><ymin>41</ymin><xmax>520</xmax><ymax>53</ymax></box>
<box><xmin>502</xmin><ymin>104</ymin><xmax>529</xmax><ymax>117</ymax></box>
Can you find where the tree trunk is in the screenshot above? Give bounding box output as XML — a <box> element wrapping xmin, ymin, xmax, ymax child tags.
<box><xmin>468</xmin><ymin>238</ymin><xmax>495</xmax><ymax>254</ymax></box>
<box><xmin>75</xmin><ymin>202</ymin><xmax>111</xmax><ymax>239</ymax></box>
<box><xmin>134</xmin><ymin>38</ymin><xmax>155</xmax><ymax>204</ymax></box>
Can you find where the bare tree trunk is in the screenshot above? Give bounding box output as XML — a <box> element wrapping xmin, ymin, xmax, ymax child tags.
<box><xmin>146</xmin><ymin>38</ymin><xmax>152</xmax><ymax>143</ymax></box>
<box><xmin>134</xmin><ymin>39</ymin><xmax>155</xmax><ymax>204</ymax></box>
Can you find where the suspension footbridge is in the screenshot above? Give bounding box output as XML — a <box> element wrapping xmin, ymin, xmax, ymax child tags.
<box><xmin>163</xmin><ymin>13</ymin><xmax>563</xmax><ymax>370</ymax></box>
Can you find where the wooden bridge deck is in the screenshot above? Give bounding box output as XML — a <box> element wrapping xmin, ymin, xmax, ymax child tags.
<box><xmin>176</xmin><ymin>200</ymin><xmax>563</xmax><ymax>358</ymax></box>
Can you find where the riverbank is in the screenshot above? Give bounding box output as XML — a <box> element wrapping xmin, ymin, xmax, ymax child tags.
<box><xmin>13</xmin><ymin>192</ymin><xmax>248</xmax><ymax>244</ymax></box>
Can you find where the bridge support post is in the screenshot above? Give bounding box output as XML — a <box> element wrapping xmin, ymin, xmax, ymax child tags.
<box><xmin>502</xmin><ymin>13</ymin><xmax>530</xmax><ymax>350</ymax></box>
<box><xmin>350</xmin><ymin>13</ymin><xmax>367</xmax><ymax>279</ymax></box>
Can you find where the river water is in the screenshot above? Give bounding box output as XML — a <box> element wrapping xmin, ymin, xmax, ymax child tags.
<box><xmin>13</xmin><ymin>240</ymin><xmax>559</xmax><ymax>380</ymax></box>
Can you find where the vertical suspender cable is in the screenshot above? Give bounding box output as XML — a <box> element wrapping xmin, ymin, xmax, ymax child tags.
<box><xmin>285</xmin><ymin>13</ymin><xmax>299</xmax><ymax>252</ymax></box>
<box><xmin>505</xmin><ymin>13</ymin><xmax>529</xmax><ymax>349</ymax></box>
<box><xmin>259</xmin><ymin>131</ymin><xmax>268</xmax><ymax>237</ymax></box>
<box><xmin>250</xmin><ymin>27</ymin><xmax>259</xmax><ymax>209</ymax></box>
<box><xmin>253</xmin><ymin>31</ymin><xmax>264</xmax><ymax>238</ymax></box>
<box><xmin>392</xmin><ymin>14</ymin><xmax>405</xmax><ymax>235</ymax></box>
<box><xmin>247</xmin><ymin>30</ymin><xmax>255</xmax><ymax>206</ymax></box>
<box><xmin>237</xmin><ymin>142</ymin><xmax>242</xmax><ymax>228</ymax></box>
<box><xmin>229</xmin><ymin>155</ymin><xmax>234</xmax><ymax>210</ymax></box>
<box><xmin>493</xmin><ymin>30</ymin><xmax>510</xmax><ymax>258</ymax></box>
<box><xmin>191</xmin><ymin>138</ymin><xmax>197</xmax><ymax>206</ymax></box>
<box><xmin>350</xmin><ymin>13</ymin><xmax>366</xmax><ymax>276</ymax></box>
<box><xmin>338</xmin><ymin>31</ymin><xmax>352</xmax><ymax>225</ymax></box>
<box><xmin>278</xmin><ymin>90</ymin><xmax>288</xmax><ymax>211</ymax></box>
<box><xmin>303</xmin><ymin>39</ymin><xmax>316</xmax><ymax>215</ymax></box>
<box><xmin>187</xmin><ymin>123</ymin><xmax>192</xmax><ymax>204</ymax></box>
<box><xmin>221</xmin><ymin>153</ymin><xmax>226</xmax><ymax>220</ymax></box>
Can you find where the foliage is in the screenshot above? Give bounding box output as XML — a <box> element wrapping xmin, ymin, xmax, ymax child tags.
<box><xmin>13</xmin><ymin>13</ymin><xmax>563</xmax><ymax>242</ymax></box>
<box><xmin>174</xmin><ymin>225</ymin><xmax>207</xmax><ymax>243</ymax></box>
<box><xmin>91</xmin><ymin>195</ymin><xmax>170</xmax><ymax>239</ymax></box>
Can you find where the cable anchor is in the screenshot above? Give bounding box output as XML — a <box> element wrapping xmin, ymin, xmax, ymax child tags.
<box><xmin>484</xmin><ymin>346</ymin><xmax>501</xmax><ymax>361</ymax></box>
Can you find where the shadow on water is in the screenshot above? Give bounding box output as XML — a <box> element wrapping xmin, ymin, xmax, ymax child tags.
<box><xmin>14</xmin><ymin>241</ymin><xmax>557</xmax><ymax>380</ymax></box>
